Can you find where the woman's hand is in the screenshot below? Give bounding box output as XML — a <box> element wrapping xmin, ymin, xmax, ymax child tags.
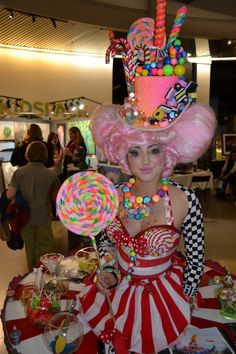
<box><xmin>64</xmin><ymin>148</ymin><xmax>73</xmax><ymax>157</ymax></box>
<box><xmin>96</xmin><ymin>271</ymin><xmax>117</xmax><ymax>295</ymax></box>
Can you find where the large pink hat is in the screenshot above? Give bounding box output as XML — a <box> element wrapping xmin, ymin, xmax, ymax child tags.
<box><xmin>106</xmin><ymin>0</ymin><xmax>197</xmax><ymax>131</ymax></box>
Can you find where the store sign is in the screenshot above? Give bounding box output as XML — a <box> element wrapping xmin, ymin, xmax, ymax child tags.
<box><xmin>0</xmin><ymin>100</ymin><xmax>70</xmax><ymax>117</ymax></box>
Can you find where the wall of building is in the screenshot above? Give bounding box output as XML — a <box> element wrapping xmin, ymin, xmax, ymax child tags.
<box><xmin>0</xmin><ymin>47</ymin><xmax>112</xmax><ymax>118</ymax></box>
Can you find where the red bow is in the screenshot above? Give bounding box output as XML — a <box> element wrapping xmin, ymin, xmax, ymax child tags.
<box><xmin>99</xmin><ymin>329</ymin><xmax>129</xmax><ymax>354</ymax></box>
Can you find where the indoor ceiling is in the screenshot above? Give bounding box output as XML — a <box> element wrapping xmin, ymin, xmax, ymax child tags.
<box><xmin>0</xmin><ymin>0</ymin><xmax>235</xmax><ymax>56</ymax></box>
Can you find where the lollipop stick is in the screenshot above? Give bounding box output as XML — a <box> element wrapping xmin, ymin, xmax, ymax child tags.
<box><xmin>91</xmin><ymin>237</ymin><xmax>116</xmax><ymax>325</ymax></box>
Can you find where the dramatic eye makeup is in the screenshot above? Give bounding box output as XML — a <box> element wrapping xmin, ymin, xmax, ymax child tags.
<box><xmin>127</xmin><ymin>144</ymin><xmax>161</xmax><ymax>158</ymax></box>
<box><xmin>127</xmin><ymin>146</ymin><xmax>141</xmax><ymax>157</ymax></box>
<box><xmin>148</xmin><ymin>144</ymin><xmax>161</xmax><ymax>154</ymax></box>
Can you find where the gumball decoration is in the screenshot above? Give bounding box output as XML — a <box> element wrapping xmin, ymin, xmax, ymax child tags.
<box><xmin>163</xmin><ymin>64</ymin><xmax>174</xmax><ymax>76</ymax></box>
<box><xmin>174</xmin><ymin>64</ymin><xmax>185</xmax><ymax>76</ymax></box>
<box><xmin>151</xmin><ymin>68</ymin><xmax>158</xmax><ymax>76</ymax></box>
<box><xmin>157</xmin><ymin>68</ymin><xmax>164</xmax><ymax>76</ymax></box>
<box><xmin>174</xmin><ymin>39</ymin><xmax>181</xmax><ymax>46</ymax></box>
<box><xmin>178</xmin><ymin>57</ymin><xmax>186</xmax><ymax>65</ymax></box>
<box><xmin>142</xmin><ymin>69</ymin><xmax>149</xmax><ymax>76</ymax></box>
<box><xmin>136</xmin><ymin>66</ymin><xmax>143</xmax><ymax>75</ymax></box>
<box><xmin>170</xmin><ymin>58</ymin><xmax>178</xmax><ymax>66</ymax></box>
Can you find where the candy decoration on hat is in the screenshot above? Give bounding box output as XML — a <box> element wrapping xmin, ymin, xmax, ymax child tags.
<box><xmin>133</xmin><ymin>43</ymin><xmax>151</xmax><ymax>65</ymax></box>
<box><xmin>127</xmin><ymin>17</ymin><xmax>154</xmax><ymax>52</ymax></box>
<box><xmin>167</xmin><ymin>6</ymin><xmax>188</xmax><ymax>48</ymax></box>
<box><xmin>106</xmin><ymin>38</ymin><xmax>135</xmax><ymax>93</ymax></box>
<box><xmin>56</xmin><ymin>171</ymin><xmax>119</xmax><ymax>237</ymax></box>
<box><xmin>154</xmin><ymin>0</ymin><xmax>167</xmax><ymax>49</ymax></box>
<box><xmin>105</xmin><ymin>0</ymin><xmax>194</xmax><ymax>131</ymax></box>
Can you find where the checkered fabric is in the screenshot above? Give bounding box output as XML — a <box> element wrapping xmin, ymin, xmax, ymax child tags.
<box><xmin>172</xmin><ymin>181</ymin><xmax>204</xmax><ymax>297</ymax></box>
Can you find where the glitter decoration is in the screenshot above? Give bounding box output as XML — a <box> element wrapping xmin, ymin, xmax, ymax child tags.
<box><xmin>56</xmin><ymin>171</ymin><xmax>119</xmax><ymax>237</ymax></box>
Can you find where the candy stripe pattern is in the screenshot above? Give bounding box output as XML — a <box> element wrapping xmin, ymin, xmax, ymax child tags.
<box><xmin>79</xmin><ymin>183</ymin><xmax>204</xmax><ymax>353</ymax></box>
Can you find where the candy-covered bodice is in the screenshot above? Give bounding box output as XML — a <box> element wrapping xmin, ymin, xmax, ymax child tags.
<box><xmin>106</xmin><ymin>191</ymin><xmax>181</xmax><ymax>278</ymax></box>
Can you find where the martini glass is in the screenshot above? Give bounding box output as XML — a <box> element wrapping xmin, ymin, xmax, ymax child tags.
<box><xmin>40</xmin><ymin>253</ymin><xmax>64</xmax><ymax>284</ymax></box>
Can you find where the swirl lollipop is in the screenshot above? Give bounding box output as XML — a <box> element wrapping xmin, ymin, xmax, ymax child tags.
<box><xmin>56</xmin><ymin>171</ymin><xmax>119</xmax><ymax>237</ymax></box>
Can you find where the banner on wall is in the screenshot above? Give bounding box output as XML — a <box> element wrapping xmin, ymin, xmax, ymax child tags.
<box><xmin>0</xmin><ymin>100</ymin><xmax>82</xmax><ymax>118</ymax></box>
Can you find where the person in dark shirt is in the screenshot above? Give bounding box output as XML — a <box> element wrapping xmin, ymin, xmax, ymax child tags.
<box><xmin>10</xmin><ymin>123</ymin><xmax>54</xmax><ymax>168</ymax></box>
<box><xmin>62</xmin><ymin>126</ymin><xmax>88</xmax><ymax>180</ymax></box>
<box><xmin>7</xmin><ymin>141</ymin><xmax>60</xmax><ymax>270</ymax></box>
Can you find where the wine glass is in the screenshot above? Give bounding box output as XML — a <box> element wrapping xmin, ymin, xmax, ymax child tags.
<box><xmin>40</xmin><ymin>253</ymin><xmax>64</xmax><ymax>277</ymax></box>
<box><xmin>40</xmin><ymin>253</ymin><xmax>65</xmax><ymax>294</ymax></box>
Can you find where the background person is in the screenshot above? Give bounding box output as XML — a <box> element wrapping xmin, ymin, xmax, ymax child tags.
<box><xmin>47</xmin><ymin>132</ymin><xmax>64</xmax><ymax>218</ymax></box>
<box><xmin>63</xmin><ymin>126</ymin><xmax>90</xmax><ymax>251</ymax></box>
<box><xmin>10</xmin><ymin>123</ymin><xmax>54</xmax><ymax>168</ymax></box>
<box><xmin>63</xmin><ymin>126</ymin><xmax>88</xmax><ymax>181</ymax></box>
<box><xmin>6</xmin><ymin>141</ymin><xmax>61</xmax><ymax>271</ymax></box>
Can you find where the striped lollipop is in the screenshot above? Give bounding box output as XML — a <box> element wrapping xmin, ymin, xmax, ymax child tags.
<box><xmin>56</xmin><ymin>171</ymin><xmax>119</xmax><ymax>237</ymax></box>
<box><xmin>167</xmin><ymin>6</ymin><xmax>188</xmax><ymax>48</ymax></box>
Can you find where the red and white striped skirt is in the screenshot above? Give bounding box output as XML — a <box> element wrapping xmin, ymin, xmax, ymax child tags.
<box><xmin>79</xmin><ymin>256</ymin><xmax>190</xmax><ymax>354</ymax></box>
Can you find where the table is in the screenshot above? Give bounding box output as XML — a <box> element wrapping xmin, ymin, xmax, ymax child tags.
<box><xmin>1</xmin><ymin>259</ymin><xmax>236</xmax><ymax>354</ymax></box>
<box><xmin>170</xmin><ymin>169</ymin><xmax>214</xmax><ymax>190</ymax></box>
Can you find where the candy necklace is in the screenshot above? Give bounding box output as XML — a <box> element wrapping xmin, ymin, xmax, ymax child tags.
<box><xmin>122</xmin><ymin>177</ymin><xmax>169</xmax><ymax>220</ymax></box>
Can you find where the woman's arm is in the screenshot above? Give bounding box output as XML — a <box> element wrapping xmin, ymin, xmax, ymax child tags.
<box><xmin>95</xmin><ymin>230</ymin><xmax>120</xmax><ymax>294</ymax></box>
<box><xmin>181</xmin><ymin>189</ymin><xmax>204</xmax><ymax>298</ymax></box>
<box><xmin>54</xmin><ymin>147</ymin><xmax>64</xmax><ymax>164</ymax></box>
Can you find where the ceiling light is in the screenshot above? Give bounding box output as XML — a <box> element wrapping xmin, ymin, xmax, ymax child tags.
<box><xmin>78</xmin><ymin>101</ymin><xmax>85</xmax><ymax>110</ymax></box>
<box><xmin>227</xmin><ymin>40</ymin><xmax>232</xmax><ymax>45</ymax></box>
<box><xmin>69</xmin><ymin>100</ymin><xmax>77</xmax><ymax>111</ymax></box>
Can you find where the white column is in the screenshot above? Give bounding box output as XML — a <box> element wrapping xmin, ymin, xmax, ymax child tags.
<box><xmin>194</xmin><ymin>38</ymin><xmax>212</xmax><ymax>105</ymax></box>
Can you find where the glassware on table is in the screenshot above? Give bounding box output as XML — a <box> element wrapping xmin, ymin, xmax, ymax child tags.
<box><xmin>40</xmin><ymin>253</ymin><xmax>64</xmax><ymax>278</ymax></box>
<box><xmin>43</xmin><ymin>311</ymin><xmax>84</xmax><ymax>354</ymax></box>
<box><xmin>40</xmin><ymin>253</ymin><xmax>68</xmax><ymax>299</ymax></box>
<box><xmin>75</xmin><ymin>247</ymin><xmax>98</xmax><ymax>274</ymax></box>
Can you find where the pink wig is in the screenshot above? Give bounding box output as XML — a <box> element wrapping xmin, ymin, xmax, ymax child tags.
<box><xmin>90</xmin><ymin>104</ymin><xmax>217</xmax><ymax>177</ymax></box>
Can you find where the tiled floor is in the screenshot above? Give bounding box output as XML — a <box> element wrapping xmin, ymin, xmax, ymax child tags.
<box><xmin>0</xmin><ymin>191</ymin><xmax>235</xmax><ymax>354</ymax></box>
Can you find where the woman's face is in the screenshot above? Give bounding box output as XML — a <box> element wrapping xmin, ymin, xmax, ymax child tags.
<box><xmin>69</xmin><ymin>130</ymin><xmax>77</xmax><ymax>141</ymax></box>
<box><xmin>51</xmin><ymin>135</ymin><xmax>58</xmax><ymax>144</ymax></box>
<box><xmin>127</xmin><ymin>144</ymin><xmax>164</xmax><ymax>182</ymax></box>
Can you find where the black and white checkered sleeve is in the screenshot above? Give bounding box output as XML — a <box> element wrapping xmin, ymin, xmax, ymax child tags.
<box><xmin>96</xmin><ymin>230</ymin><xmax>117</xmax><ymax>267</ymax></box>
<box><xmin>174</xmin><ymin>183</ymin><xmax>205</xmax><ymax>297</ymax></box>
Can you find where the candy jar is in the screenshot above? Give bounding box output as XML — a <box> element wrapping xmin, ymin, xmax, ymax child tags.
<box><xmin>217</xmin><ymin>273</ymin><xmax>236</xmax><ymax>320</ymax></box>
<box><xmin>26</xmin><ymin>292</ymin><xmax>60</xmax><ymax>328</ymax></box>
<box><xmin>43</xmin><ymin>311</ymin><xmax>84</xmax><ymax>354</ymax></box>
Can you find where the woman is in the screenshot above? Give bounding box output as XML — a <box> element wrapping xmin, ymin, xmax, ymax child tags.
<box><xmin>47</xmin><ymin>132</ymin><xmax>64</xmax><ymax>180</ymax></box>
<box><xmin>10</xmin><ymin>123</ymin><xmax>54</xmax><ymax>168</ymax></box>
<box><xmin>63</xmin><ymin>126</ymin><xmax>89</xmax><ymax>250</ymax></box>
<box><xmin>77</xmin><ymin>3</ymin><xmax>216</xmax><ymax>351</ymax></box>
<box><xmin>63</xmin><ymin>126</ymin><xmax>88</xmax><ymax>180</ymax></box>
<box><xmin>47</xmin><ymin>132</ymin><xmax>64</xmax><ymax>219</ymax></box>
<box><xmin>79</xmin><ymin>103</ymin><xmax>216</xmax><ymax>353</ymax></box>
